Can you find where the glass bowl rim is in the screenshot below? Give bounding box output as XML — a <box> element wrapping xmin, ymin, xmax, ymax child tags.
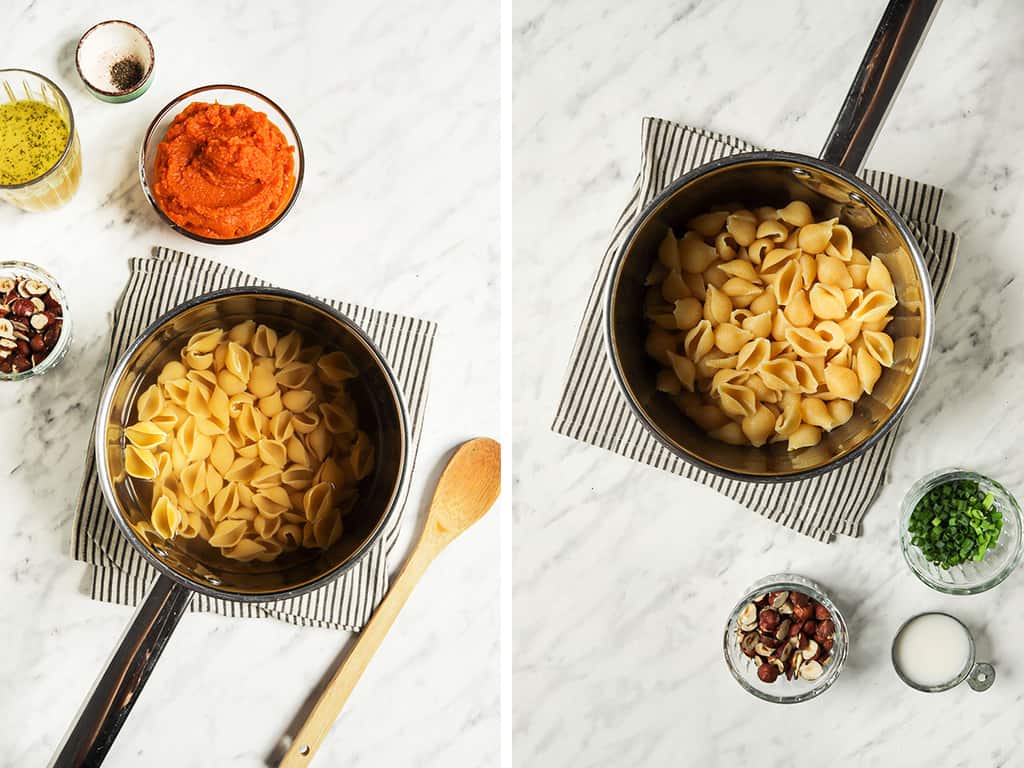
<box><xmin>0</xmin><ymin>68</ymin><xmax>76</xmax><ymax>191</ymax></box>
<box><xmin>899</xmin><ymin>468</ymin><xmax>1024</xmax><ymax>595</ymax></box>
<box><xmin>137</xmin><ymin>83</ymin><xmax>305</xmax><ymax>245</ymax></box>
<box><xmin>0</xmin><ymin>260</ymin><xmax>72</xmax><ymax>382</ymax></box>
<box><xmin>723</xmin><ymin>573</ymin><xmax>848</xmax><ymax>704</ymax></box>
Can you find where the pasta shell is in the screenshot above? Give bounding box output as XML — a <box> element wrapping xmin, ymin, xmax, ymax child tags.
<box><xmin>182</xmin><ymin>349</ymin><xmax>213</xmax><ymax>371</ymax></box>
<box><xmin>645</xmin><ymin>260</ymin><xmax>670</xmax><ymax>287</ymax></box>
<box><xmin>225</xmin><ymin>342</ymin><xmax>253</xmax><ymax>383</ymax></box>
<box><xmin>861</xmin><ymin>330</ymin><xmax>895</xmax><ymax>367</ymax></box>
<box><xmin>797</xmin><ymin>218</ymin><xmax>837</xmax><ymax>254</ymax></box>
<box><xmin>702</xmin><ymin>286</ymin><xmax>732</xmax><ymax>326</ymax></box>
<box><xmin>349</xmin><ymin>431</ymin><xmax>375</xmax><ymax>480</ymax></box>
<box><xmin>783</xmin><ymin>290</ymin><xmax>814</xmax><ymax>327</ymax></box>
<box><xmin>303</xmin><ymin>482</ymin><xmax>335</xmax><ymax>523</ymax></box>
<box><xmin>801</xmin><ymin>397</ymin><xmax>833</xmax><ymax>430</ymax></box>
<box><xmin>683</xmin><ymin>320</ymin><xmax>714</xmax><ymax>362</ymax></box>
<box><xmin>247</xmin><ymin>364</ymin><xmax>278</xmax><ymax>398</ymax></box>
<box><xmin>828</xmin><ymin>399</ymin><xmax>854</xmax><ymax>428</ymax></box>
<box><xmin>282</xmin><ymin>389</ymin><xmax>317</xmax><ymax>413</ymax></box>
<box><xmin>746</xmin><ymin>238</ymin><xmax>773</xmax><ymax>267</ymax></box>
<box><xmin>825</xmin><ymin>364</ymin><xmax>861</xmax><ymax>401</ymax></box>
<box><xmin>672</xmin><ymin>297</ymin><xmax>702</xmax><ymax>330</ymax></box>
<box><xmin>718</xmin><ymin>382</ymin><xmax>757</xmax><ymax>419</ymax></box>
<box><xmin>125</xmin><ymin>421</ymin><xmax>166</xmax><ymax>450</ymax></box>
<box><xmin>252</xmin><ymin>324</ymin><xmax>279</xmax><ymax>357</ymax></box>
<box><xmin>851</xmin><ymin>290</ymin><xmax>897</xmax><ymax>325</ymax></box>
<box><xmin>679</xmin><ymin>232</ymin><xmax>717</xmax><ymax>273</ymax></box>
<box><xmin>715</xmin><ymin>231</ymin><xmax>740</xmax><ymax>262</ymax></box>
<box><xmin>314</xmin><ymin>513</ymin><xmax>345</xmax><ymax>549</ymax></box>
<box><xmin>316</xmin><ymin>458</ymin><xmax>350</xmax><ymax>488</ymax></box>
<box><xmin>250</xmin><ymin>465</ymin><xmax>283</xmax><ymax>490</ymax></box>
<box><xmin>258</xmin><ymin>390</ymin><xmax>284</xmax><ymax>419</ymax></box>
<box><xmin>661</xmin><ymin>270</ymin><xmax>691</xmax><ymax>302</ymax></box>
<box><xmin>151</xmin><ymin>496</ymin><xmax>183</xmax><ymax>540</ymax></box>
<box><xmin>158</xmin><ymin>360</ymin><xmax>187</xmax><ymax>384</ymax></box>
<box><xmin>187</xmin><ymin>329</ymin><xmax>224</xmax><ymax>355</ymax></box>
<box><xmin>205</xmin><ymin>464</ymin><xmax>224</xmax><ymax>500</ymax></box>
<box><xmin>228</xmin><ymin>319</ymin><xmax>256</xmax><ymax>346</ymax></box>
<box><xmin>867</xmin><ymin>256</ymin><xmax>895</xmax><ymax>295</ymax></box>
<box><xmin>726</xmin><ymin>210</ymin><xmax>758</xmax><ymax>247</ymax></box>
<box><xmin>721</xmin><ymin>277</ymin><xmax>762</xmax><ymax>300</ymax></box>
<box><xmin>274</xmin><ymin>330</ymin><xmax>304</xmax><ymax>369</ymax></box>
<box><xmin>177</xmin><ymin>416</ymin><xmax>212</xmax><ymax>463</ymax></box>
<box><xmin>755</xmin><ymin>220</ymin><xmax>789</xmax><ymax>244</ymax></box>
<box><xmin>136</xmin><ymin>384</ymin><xmax>165</xmax><ymax>422</ymax></box>
<box><xmin>307</xmin><ymin>426</ymin><xmax>333</xmax><ymax>464</ymax></box>
<box><xmin>268</xmin><ymin>411</ymin><xmax>295</xmax><ymax>442</ymax></box>
<box><xmin>814</xmin><ymin>321</ymin><xmax>846</xmax><ymax>350</ymax></box>
<box><xmin>688</xmin><ymin>211</ymin><xmax>729</xmax><ymax>237</ymax></box>
<box><xmin>785</xmin><ymin>327</ymin><xmax>828</xmax><ymax>358</ymax></box>
<box><xmin>185</xmin><ymin>381</ymin><xmax>212</xmax><ymax>420</ymax></box>
<box><xmin>714</xmin><ymin>323</ymin><xmax>754</xmax><ymax>355</ymax></box>
<box><xmin>856</xmin><ymin>345</ymin><xmax>882</xmax><ymax>395</ymax></box>
<box><xmin>741</xmin><ymin>311</ymin><xmax>771</xmax><ymax>339</ymax></box>
<box><xmin>235</xmin><ymin>403</ymin><xmax>265</xmax><ymax>443</ymax></box>
<box><xmin>830</xmin><ymin>345</ymin><xmax>853</xmax><ymax>369</ymax></box>
<box><xmin>224</xmin><ymin>538</ymin><xmax>267</xmax><ymax>562</ymax></box>
<box><xmin>749</xmin><ymin>290</ymin><xmax>777</xmax><ymax>315</ymax></box>
<box><xmin>777</xmin><ymin>201</ymin><xmax>813</xmax><ymax>227</ymax></box>
<box><xmin>788</xmin><ymin>423</ymin><xmax>822</xmax><ymax>450</ymax></box>
<box><xmin>212</xmin><ymin>341</ymin><xmax>228</xmax><ymax>373</ymax></box>
<box><xmin>277</xmin><ymin>524</ymin><xmax>303</xmax><ymax>549</ymax></box>
<box><xmin>760</xmin><ymin>247</ymin><xmax>799</xmax><ymax>274</ymax></box>
<box><xmin>254</xmin><ymin>487</ymin><xmax>291</xmax><ymax>518</ymax></box>
<box><xmin>792</xmin><ymin>361</ymin><xmax>819</xmax><ymax>394</ymax></box>
<box><xmin>665</xmin><ymin>350</ymin><xmax>696</xmax><ymax>392</ymax></box>
<box><xmin>225</xmin><ymin>456</ymin><xmax>262</xmax><ymax>484</ymax></box>
<box><xmin>708</xmin><ymin>421</ymin><xmax>747</xmax><ymax>446</ymax></box>
<box><xmin>282</xmin><ymin>466</ymin><xmax>315</xmax><ymax>490</ymax></box>
<box><xmin>772</xmin><ymin>261</ymin><xmax>802</xmax><ymax>306</ymax></box>
<box><xmin>775</xmin><ymin>392</ymin><xmax>802</xmax><ymax>437</ymax></box>
<box><xmin>742</xmin><ymin>405</ymin><xmax>776</xmax><ymax>447</ymax></box>
<box><xmin>658</xmin><ymin>229</ymin><xmax>680</xmax><ymax>270</ymax></box>
<box><xmin>825</xmin><ymin>225</ymin><xmax>853</xmax><ymax>261</ymax></box>
<box><xmin>816</xmin><ymin>253</ymin><xmax>853</xmax><ymax>288</ymax></box>
<box><xmin>276</xmin><ymin>361</ymin><xmax>315</xmax><ymax>390</ymax></box>
<box><xmin>125</xmin><ymin>445</ymin><xmax>159</xmax><ymax>480</ymax></box>
<box><xmin>808</xmin><ymin>284</ymin><xmax>847</xmax><ymax>320</ymax></box>
<box><xmin>257</xmin><ymin>438</ymin><xmax>288</xmax><ymax>468</ymax></box>
<box><xmin>286</xmin><ymin>435</ymin><xmax>310</xmax><ymax>465</ymax></box>
<box><xmin>207</xmin><ymin>387</ymin><xmax>230</xmax><ymax>434</ymax></box>
<box><xmin>163</xmin><ymin>378</ymin><xmax>191</xmax><ymax>407</ymax></box>
<box><xmin>209</xmin><ymin>519</ymin><xmax>248</xmax><ymax>548</ymax></box>
<box><xmin>254</xmin><ymin>513</ymin><xmax>282</xmax><ymax>539</ymax></box>
<box><xmin>736</xmin><ymin>338</ymin><xmax>771</xmax><ymax>372</ymax></box>
<box><xmin>838</xmin><ymin>317</ymin><xmax>862</xmax><ymax>344</ymax></box>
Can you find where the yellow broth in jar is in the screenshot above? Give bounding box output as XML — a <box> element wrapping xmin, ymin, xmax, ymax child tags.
<box><xmin>0</xmin><ymin>100</ymin><xmax>69</xmax><ymax>186</ymax></box>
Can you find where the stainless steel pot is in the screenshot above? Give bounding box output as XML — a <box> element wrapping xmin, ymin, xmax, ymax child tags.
<box><xmin>604</xmin><ymin>0</ymin><xmax>940</xmax><ymax>481</ymax></box>
<box><xmin>53</xmin><ymin>287</ymin><xmax>410</xmax><ymax>766</ymax></box>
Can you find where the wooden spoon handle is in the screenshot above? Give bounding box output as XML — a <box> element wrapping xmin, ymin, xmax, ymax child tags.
<box><xmin>279</xmin><ymin>536</ymin><xmax>442</xmax><ymax>767</ymax></box>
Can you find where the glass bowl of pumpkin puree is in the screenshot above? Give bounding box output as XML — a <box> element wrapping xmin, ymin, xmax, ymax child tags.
<box><xmin>139</xmin><ymin>84</ymin><xmax>304</xmax><ymax>244</ymax></box>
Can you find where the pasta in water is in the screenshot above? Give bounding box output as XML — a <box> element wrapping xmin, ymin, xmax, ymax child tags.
<box><xmin>124</xmin><ymin>323</ymin><xmax>374</xmax><ymax>562</ymax></box>
<box><xmin>644</xmin><ymin>202</ymin><xmax>902</xmax><ymax>450</ymax></box>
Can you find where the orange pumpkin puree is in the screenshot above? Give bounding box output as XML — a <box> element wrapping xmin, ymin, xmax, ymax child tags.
<box><xmin>152</xmin><ymin>102</ymin><xmax>295</xmax><ymax>239</ymax></box>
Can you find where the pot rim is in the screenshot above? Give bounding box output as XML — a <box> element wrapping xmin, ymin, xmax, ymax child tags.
<box><xmin>603</xmin><ymin>149</ymin><xmax>935</xmax><ymax>483</ymax></box>
<box><xmin>93</xmin><ymin>285</ymin><xmax>411</xmax><ymax>602</ymax></box>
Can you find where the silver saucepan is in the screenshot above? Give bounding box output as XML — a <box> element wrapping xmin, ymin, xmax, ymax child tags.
<box><xmin>52</xmin><ymin>288</ymin><xmax>410</xmax><ymax>766</ymax></box>
<box><xmin>604</xmin><ymin>0</ymin><xmax>941</xmax><ymax>481</ymax></box>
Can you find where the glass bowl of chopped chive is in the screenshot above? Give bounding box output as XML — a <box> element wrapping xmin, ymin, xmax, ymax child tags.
<box><xmin>901</xmin><ymin>470</ymin><xmax>1023</xmax><ymax>595</ymax></box>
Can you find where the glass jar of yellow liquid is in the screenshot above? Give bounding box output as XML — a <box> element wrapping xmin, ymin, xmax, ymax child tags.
<box><xmin>0</xmin><ymin>69</ymin><xmax>82</xmax><ymax>212</ymax></box>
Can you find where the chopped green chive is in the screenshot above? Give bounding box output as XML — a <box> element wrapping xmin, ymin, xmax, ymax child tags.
<box><xmin>908</xmin><ymin>478</ymin><xmax>1004</xmax><ymax>569</ymax></box>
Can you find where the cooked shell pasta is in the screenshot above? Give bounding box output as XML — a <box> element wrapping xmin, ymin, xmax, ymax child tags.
<box><xmin>124</xmin><ymin>325</ymin><xmax>373</xmax><ymax>561</ymax></box>
<box><xmin>645</xmin><ymin>202</ymin><xmax>914</xmax><ymax>449</ymax></box>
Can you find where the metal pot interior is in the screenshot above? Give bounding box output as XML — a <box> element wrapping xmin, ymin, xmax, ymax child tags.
<box><xmin>97</xmin><ymin>290</ymin><xmax>408</xmax><ymax>597</ymax></box>
<box><xmin>607</xmin><ymin>154</ymin><xmax>932</xmax><ymax>479</ymax></box>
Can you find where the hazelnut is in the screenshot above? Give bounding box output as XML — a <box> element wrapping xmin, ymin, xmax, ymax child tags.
<box><xmin>42</xmin><ymin>292</ymin><xmax>61</xmax><ymax>312</ymax></box>
<box><xmin>821</xmin><ymin>636</ymin><xmax>834</xmax><ymax>653</ymax></box>
<box><xmin>788</xmin><ymin>621</ymin><xmax>802</xmax><ymax>638</ymax></box>
<box><xmin>758</xmin><ymin>608</ymin><xmax>780</xmax><ymax>632</ymax></box>
<box><xmin>0</xmin><ymin>359</ymin><xmax>11</xmax><ymax>374</ymax></box>
<box><xmin>739</xmin><ymin>632</ymin><xmax>758</xmax><ymax>658</ymax></box>
<box><xmin>11</xmin><ymin>355</ymin><xmax>30</xmax><ymax>372</ymax></box>
<box><xmin>815</xmin><ymin>620</ymin><xmax>835</xmax><ymax>644</ymax></box>
<box><xmin>754</xmin><ymin>641</ymin><xmax>777</xmax><ymax>658</ymax></box>
<box><xmin>22</xmin><ymin>279</ymin><xmax>49</xmax><ymax>297</ymax></box>
<box><xmin>16</xmin><ymin>339</ymin><xmax>29</xmax><ymax>356</ymax></box>
<box><xmin>0</xmin><ymin>318</ymin><xmax>12</xmax><ymax>339</ymax></box>
<box><xmin>753</xmin><ymin>593</ymin><xmax>768</xmax><ymax>607</ymax></box>
<box><xmin>792</xmin><ymin>603</ymin><xmax>814</xmax><ymax>623</ymax></box>
<box><xmin>0</xmin><ymin>278</ymin><xmax>14</xmax><ymax>294</ymax></box>
<box><xmin>777</xmin><ymin>642</ymin><xmax>794</xmax><ymax>662</ymax></box>
<box><xmin>775</xmin><ymin>618</ymin><xmax>791</xmax><ymax>641</ymax></box>
<box><xmin>799</xmin><ymin>660</ymin><xmax>824</xmax><ymax>681</ymax></box>
<box><xmin>757</xmin><ymin>663</ymin><xmax>778</xmax><ymax>683</ymax></box>
<box><xmin>801</xmin><ymin>639</ymin><xmax>820</xmax><ymax>661</ymax></box>
<box><xmin>790</xmin><ymin>591</ymin><xmax>811</xmax><ymax>607</ymax></box>
<box><xmin>10</xmin><ymin>298</ymin><xmax>34</xmax><ymax>317</ymax></box>
<box><xmin>814</xmin><ymin>603</ymin><xmax>830</xmax><ymax>621</ymax></box>
<box><xmin>29</xmin><ymin>334</ymin><xmax>44</xmax><ymax>352</ymax></box>
<box><xmin>769</xmin><ymin>591</ymin><xmax>789</xmax><ymax>609</ymax></box>
<box><xmin>29</xmin><ymin>313</ymin><xmax>49</xmax><ymax>331</ymax></box>
<box><xmin>802</xmin><ymin>619</ymin><xmax>817</xmax><ymax>636</ymax></box>
<box><xmin>29</xmin><ymin>297</ymin><xmax>45</xmax><ymax>313</ymax></box>
<box><xmin>738</xmin><ymin>602</ymin><xmax>758</xmax><ymax>630</ymax></box>
<box><xmin>757</xmin><ymin>633</ymin><xmax>781</xmax><ymax>650</ymax></box>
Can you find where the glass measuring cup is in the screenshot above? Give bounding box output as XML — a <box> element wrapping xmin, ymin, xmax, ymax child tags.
<box><xmin>891</xmin><ymin>612</ymin><xmax>994</xmax><ymax>692</ymax></box>
<box><xmin>0</xmin><ymin>69</ymin><xmax>82</xmax><ymax>211</ymax></box>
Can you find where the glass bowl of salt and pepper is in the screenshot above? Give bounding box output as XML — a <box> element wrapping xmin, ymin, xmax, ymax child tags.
<box><xmin>76</xmin><ymin>20</ymin><xmax>155</xmax><ymax>103</ymax></box>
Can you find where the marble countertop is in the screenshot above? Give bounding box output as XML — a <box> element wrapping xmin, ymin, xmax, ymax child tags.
<box><xmin>511</xmin><ymin>0</ymin><xmax>1024</xmax><ymax>765</ymax></box>
<box><xmin>0</xmin><ymin>2</ymin><xmax>498</xmax><ymax>766</ymax></box>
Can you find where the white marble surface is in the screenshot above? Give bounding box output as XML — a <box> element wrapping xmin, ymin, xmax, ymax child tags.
<box><xmin>511</xmin><ymin>0</ymin><xmax>1024</xmax><ymax>765</ymax></box>
<box><xmin>0</xmin><ymin>2</ymin><xmax>498</xmax><ymax>766</ymax></box>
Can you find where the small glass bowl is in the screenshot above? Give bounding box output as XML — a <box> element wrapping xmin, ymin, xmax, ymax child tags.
<box><xmin>138</xmin><ymin>84</ymin><xmax>304</xmax><ymax>245</ymax></box>
<box><xmin>0</xmin><ymin>261</ymin><xmax>72</xmax><ymax>381</ymax></box>
<box><xmin>900</xmin><ymin>469</ymin><xmax>1023</xmax><ymax>595</ymax></box>
<box><xmin>723</xmin><ymin>574</ymin><xmax>848</xmax><ymax>704</ymax></box>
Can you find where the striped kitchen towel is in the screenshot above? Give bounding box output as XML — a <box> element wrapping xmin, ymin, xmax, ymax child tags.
<box><xmin>552</xmin><ymin>118</ymin><xmax>958</xmax><ymax>541</ymax></box>
<box><xmin>72</xmin><ymin>247</ymin><xmax>436</xmax><ymax>629</ymax></box>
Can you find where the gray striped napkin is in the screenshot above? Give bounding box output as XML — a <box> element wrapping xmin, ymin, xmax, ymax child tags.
<box><xmin>72</xmin><ymin>247</ymin><xmax>436</xmax><ymax>629</ymax></box>
<box><xmin>552</xmin><ymin>118</ymin><xmax>958</xmax><ymax>541</ymax></box>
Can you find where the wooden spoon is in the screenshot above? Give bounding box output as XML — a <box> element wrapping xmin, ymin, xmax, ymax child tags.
<box><xmin>279</xmin><ymin>437</ymin><xmax>501</xmax><ymax>767</ymax></box>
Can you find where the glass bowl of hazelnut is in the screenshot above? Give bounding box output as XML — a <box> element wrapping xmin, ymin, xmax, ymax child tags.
<box><xmin>723</xmin><ymin>573</ymin><xmax>848</xmax><ymax>704</ymax></box>
<box><xmin>0</xmin><ymin>261</ymin><xmax>71</xmax><ymax>381</ymax></box>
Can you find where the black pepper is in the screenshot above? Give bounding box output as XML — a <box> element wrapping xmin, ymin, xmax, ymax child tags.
<box><xmin>110</xmin><ymin>57</ymin><xmax>144</xmax><ymax>92</ymax></box>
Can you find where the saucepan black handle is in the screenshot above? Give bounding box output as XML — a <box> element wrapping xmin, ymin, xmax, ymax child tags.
<box><xmin>820</xmin><ymin>0</ymin><xmax>942</xmax><ymax>174</ymax></box>
<box><xmin>50</xmin><ymin>575</ymin><xmax>193</xmax><ymax>767</ymax></box>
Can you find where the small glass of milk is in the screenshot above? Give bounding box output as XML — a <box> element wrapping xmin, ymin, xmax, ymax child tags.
<box><xmin>891</xmin><ymin>612</ymin><xmax>994</xmax><ymax>692</ymax></box>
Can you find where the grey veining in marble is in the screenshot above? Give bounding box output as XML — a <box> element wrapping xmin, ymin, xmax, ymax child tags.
<box><xmin>511</xmin><ymin>0</ymin><xmax>1024</xmax><ymax>765</ymax></box>
<box><xmin>0</xmin><ymin>1</ymin><xmax>498</xmax><ymax>766</ymax></box>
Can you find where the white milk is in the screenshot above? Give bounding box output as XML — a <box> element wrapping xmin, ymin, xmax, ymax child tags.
<box><xmin>893</xmin><ymin>613</ymin><xmax>972</xmax><ymax>689</ymax></box>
